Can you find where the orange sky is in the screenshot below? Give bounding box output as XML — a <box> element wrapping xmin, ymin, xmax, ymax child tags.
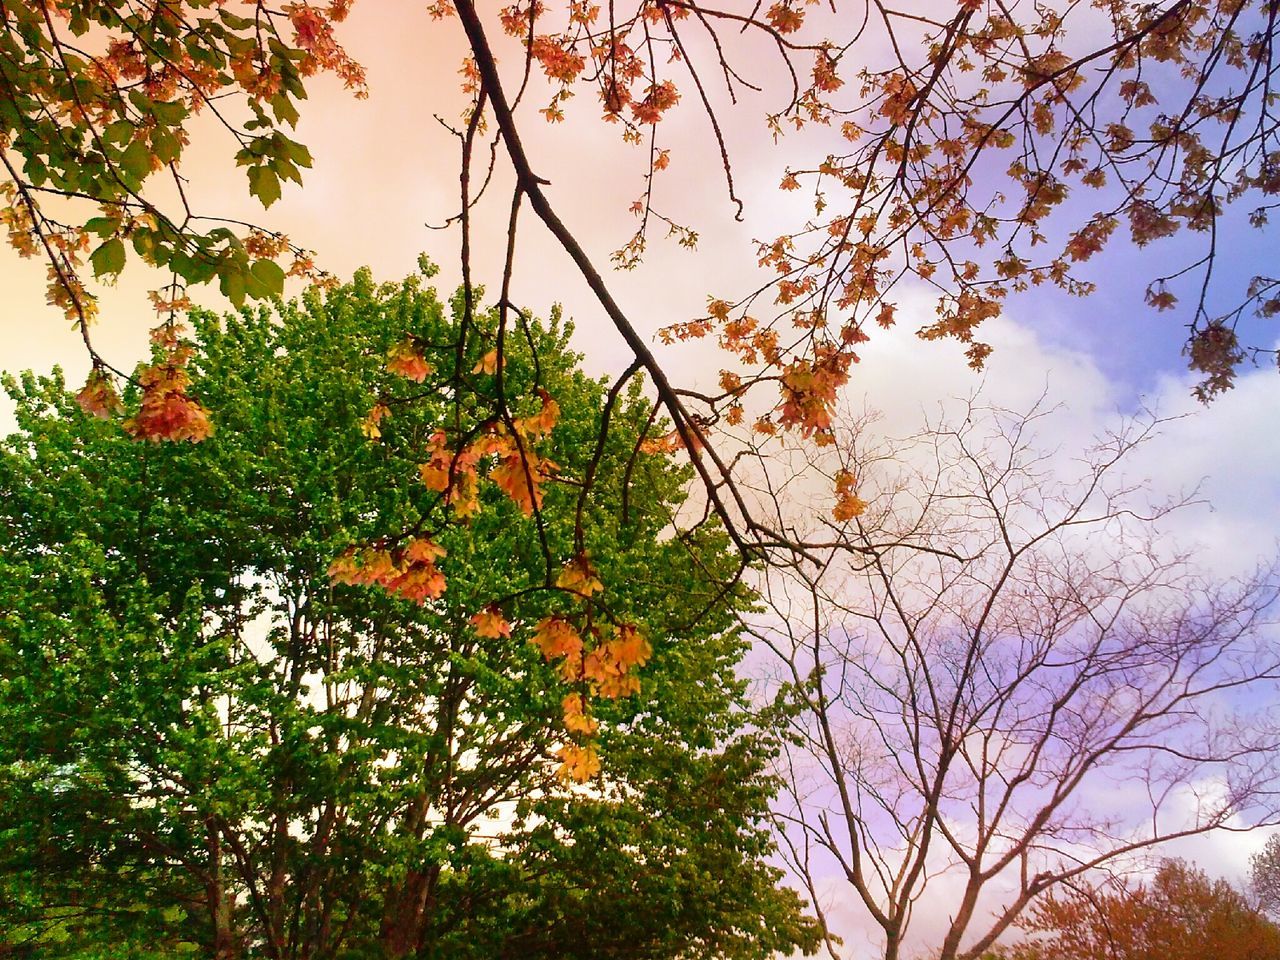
<box><xmin>0</xmin><ymin>0</ymin><xmax>826</xmax><ymax>402</ymax></box>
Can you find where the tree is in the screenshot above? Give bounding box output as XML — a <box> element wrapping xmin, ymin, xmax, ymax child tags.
<box><xmin>1252</xmin><ymin>834</ymin><xmax>1280</xmax><ymax>918</ymax></box>
<box><xmin>751</xmin><ymin>400</ymin><xmax>1280</xmax><ymax>960</ymax></box>
<box><xmin>4</xmin><ymin>0</ymin><xmax>1277</xmax><ymax>582</ymax></box>
<box><xmin>0</xmin><ymin>266</ymin><xmax>822</xmax><ymax>959</ymax></box>
<box><xmin>1006</xmin><ymin>859</ymin><xmax>1280</xmax><ymax>960</ymax></box>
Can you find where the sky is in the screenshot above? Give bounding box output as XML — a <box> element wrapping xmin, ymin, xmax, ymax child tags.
<box><xmin>2</xmin><ymin>1</ymin><xmax>1279</xmax><ymax>956</ymax></box>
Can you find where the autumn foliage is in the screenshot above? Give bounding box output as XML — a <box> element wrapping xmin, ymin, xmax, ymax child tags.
<box><xmin>1006</xmin><ymin>861</ymin><xmax>1280</xmax><ymax>960</ymax></box>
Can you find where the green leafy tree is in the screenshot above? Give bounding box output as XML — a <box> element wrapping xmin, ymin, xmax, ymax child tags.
<box><xmin>0</xmin><ymin>265</ymin><xmax>821</xmax><ymax>959</ymax></box>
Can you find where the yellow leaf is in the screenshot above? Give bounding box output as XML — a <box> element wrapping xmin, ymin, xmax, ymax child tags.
<box><xmin>556</xmin><ymin>742</ymin><xmax>601</xmax><ymax>783</ymax></box>
<box><xmin>556</xmin><ymin>555</ymin><xmax>603</xmax><ymax>597</ymax></box>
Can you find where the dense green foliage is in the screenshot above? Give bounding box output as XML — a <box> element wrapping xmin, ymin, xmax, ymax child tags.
<box><xmin>0</xmin><ymin>267</ymin><xmax>820</xmax><ymax>959</ymax></box>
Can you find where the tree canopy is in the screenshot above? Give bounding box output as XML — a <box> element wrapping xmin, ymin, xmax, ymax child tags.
<box><xmin>1006</xmin><ymin>860</ymin><xmax>1280</xmax><ymax>960</ymax></box>
<box><xmin>3</xmin><ymin>0</ymin><xmax>1277</xmax><ymax>568</ymax></box>
<box><xmin>0</xmin><ymin>267</ymin><xmax>821</xmax><ymax>959</ymax></box>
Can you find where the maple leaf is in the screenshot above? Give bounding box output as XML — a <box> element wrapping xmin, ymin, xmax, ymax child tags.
<box><xmin>360</xmin><ymin>403</ymin><xmax>390</xmax><ymax>440</ymax></box>
<box><xmin>583</xmin><ymin>624</ymin><xmax>650</xmax><ymax>699</ymax></box>
<box><xmin>630</xmin><ymin>80</ymin><xmax>679</xmax><ymax>124</ymax></box>
<box><xmin>561</xmin><ymin>693</ymin><xmax>599</xmax><ymax>736</ymax></box>
<box><xmin>833</xmin><ymin>469</ymin><xmax>867</xmax><ymax>521</ymax></box>
<box><xmin>386</xmin><ymin>339</ymin><xmax>432</xmax><ymax>382</ymax></box>
<box><xmin>1146</xmin><ymin>286</ymin><xmax>1178</xmax><ymax>311</ymax></box>
<box><xmin>556</xmin><ymin>742</ymin><xmax>601</xmax><ymax>783</ymax></box>
<box><xmin>639</xmin><ymin>429</ymin><xmax>682</xmax><ymax>455</ymax></box>
<box><xmin>419</xmin><ymin>431</ymin><xmax>481</xmax><ymax>517</ymax></box>
<box><xmin>776</xmin><ymin>347</ymin><xmax>852</xmax><ymax>438</ymax></box>
<box><xmin>329</xmin><ymin>538</ymin><xmax>446</xmax><ymax>604</ymax></box>
<box><xmin>472</xmin><ymin>348</ymin><xmax>500</xmax><ymax>375</ymax></box>
<box><xmin>531</xmin><ymin>616</ymin><xmax>584</xmax><ymax>666</ymax></box>
<box><xmin>403</xmin><ymin>537</ymin><xmax>447</xmax><ymax>564</ymax></box>
<box><xmin>491</xmin><ymin>447</ymin><xmax>555</xmax><ymax>516</ymax></box>
<box><xmin>471</xmin><ymin>606</ymin><xmax>512</xmax><ymax>639</ymax></box>
<box><xmin>556</xmin><ymin>555</ymin><xmax>603</xmax><ymax>597</ymax></box>
<box><xmin>517</xmin><ymin>388</ymin><xmax>560</xmax><ymax>438</ymax></box>
<box><xmin>382</xmin><ymin>537</ymin><xmax>447</xmax><ymax>603</ymax></box>
<box><xmin>382</xmin><ymin>563</ymin><xmax>446</xmax><ymax>602</ymax></box>
<box><xmin>418</xmin><ymin>431</ymin><xmax>456</xmax><ymax>492</ymax></box>
<box><xmin>75</xmin><ymin>368</ymin><xmax>123</xmax><ymax>419</ymax></box>
<box><xmin>328</xmin><ymin>547</ymin><xmax>397</xmax><ymax>587</ymax></box>
<box><xmin>766</xmin><ymin>2</ymin><xmax>805</xmax><ymax>34</ymax></box>
<box><xmin>124</xmin><ymin>361</ymin><xmax>213</xmax><ymax>443</ymax></box>
<box><xmin>1064</xmin><ymin>216</ymin><xmax>1118</xmax><ymax>262</ymax></box>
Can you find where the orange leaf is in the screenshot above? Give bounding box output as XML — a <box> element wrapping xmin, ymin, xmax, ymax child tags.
<box><xmin>491</xmin><ymin>448</ymin><xmax>555</xmax><ymax>516</ymax></box>
<box><xmin>124</xmin><ymin>362</ymin><xmax>213</xmax><ymax>443</ymax></box>
<box><xmin>583</xmin><ymin>624</ymin><xmax>650</xmax><ymax>699</ymax></box>
<box><xmin>531</xmin><ymin>616</ymin><xmax>584</xmax><ymax>665</ymax></box>
<box><xmin>361</xmin><ymin>403</ymin><xmax>389</xmax><ymax>440</ymax></box>
<box><xmin>517</xmin><ymin>388</ymin><xmax>560</xmax><ymax>439</ymax></box>
<box><xmin>386</xmin><ymin>339</ymin><xmax>433</xmax><ymax>382</ymax></box>
<box><xmin>556</xmin><ymin>742</ymin><xmax>600</xmax><ymax>783</ymax></box>
<box><xmin>471</xmin><ymin>606</ymin><xmax>512</xmax><ymax>639</ymax></box>
<box><xmin>75</xmin><ymin>368</ymin><xmax>123</xmax><ymax>419</ymax></box>
<box><xmin>562</xmin><ymin>693</ymin><xmax>599</xmax><ymax>736</ymax></box>
<box><xmin>556</xmin><ymin>555</ymin><xmax>603</xmax><ymax>597</ymax></box>
<box><xmin>833</xmin><ymin>468</ymin><xmax>867</xmax><ymax>521</ymax></box>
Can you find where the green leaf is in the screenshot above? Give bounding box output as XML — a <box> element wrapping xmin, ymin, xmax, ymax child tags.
<box><xmin>131</xmin><ymin>228</ymin><xmax>156</xmax><ymax>262</ymax></box>
<box><xmin>247</xmin><ymin>165</ymin><xmax>281</xmax><ymax>208</ymax></box>
<box><xmin>120</xmin><ymin>138</ymin><xmax>152</xmax><ymax>183</ymax></box>
<box><xmin>219</xmin><ymin>263</ymin><xmax>247</xmax><ymax>307</ymax></box>
<box><xmin>151</xmin><ymin>100</ymin><xmax>188</xmax><ymax>126</ymax></box>
<box><xmin>103</xmin><ymin>120</ymin><xmax>134</xmax><ymax>146</ymax></box>
<box><xmin>23</xmin><ymin>155</ymin><xmax>47</xmax><ymax>187</ymax></box>
<box><xmin>89</xmin><ymin>238</ymin><xmax>126</xmax><ymax>279</ymax></box>
<box><xmin>270</xmin><ymin>94</ymin><xmax>301</xmax><ymax>128</ymax></box>
<box><xmin>151</xmin><ymin>128</ymin><xmax>182</xmax><ymax>166</ymax></box>
<box><xmin>84</xmin><ymin>217</ymin><xmax>118</xmax><ymax>239</ymax></box>
<box><xmin>219</xmin><ymin>9</ymin><xmax>255</xmax><ymax>29</ymax></box>
<box><xmin>250</xmin><ymin>259</ymin><xmax>285</xmax><ymax>297</ymax></box>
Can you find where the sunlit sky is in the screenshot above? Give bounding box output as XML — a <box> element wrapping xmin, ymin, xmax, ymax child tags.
<box><xmin>2</xmin><ymin>2</ymin><xmax>1279</xmax><ymax>955</ymax></box>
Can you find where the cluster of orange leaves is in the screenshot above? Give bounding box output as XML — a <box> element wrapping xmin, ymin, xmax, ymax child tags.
<box><xmin>330</xmin><ymin>527</ymin><xmax>650</xmax><ymax>784</ymax></box>
<box><xmin>328</xmin><ymin>537</ymin><xmax>448</xmax><ymax>603</ymax></box>
<box><xmin>496</xmin><ymin>0</ymin><xmax>685</xmax><ymax>127</ymax></box>
<box><xmin>92</xmin><ymin>22</ymin><xmax>218</xmax><ymax>108</ymax></box>
<box><xmin>386</xmin><ymin>339</ymin><xmax>434</xmax><ymax>382</ymax></box>
<box><xmin>0</xmin><ymin>181</ymin><xmax>100</xmax><ymax>328</ymax></box>
<box><xmin>284</xmin><ymin>3</ymin><xmax>367</xmax><ymax>97</ymax></box>
<box><xmin>62</xmin><ymin>0</ymin><xmax>364</xmax><ymax>113</ymax></box>
<box><xmin>347</xmin><ymin>350</ymin><xmax>655</xmax><ymax>782</ymax></box>
<box><xmin>75</xmin><ymin>367</ymin><xmax>124</xmax><ymax>420</ymax></box>
<box><xmin>414</xmin><ymin>387</ymin><xmax>560</xmax><ymax>519</ymax></box>
<box><xmin>832</xmin><ymin>468</ymin><xmax>866</xmax><ymax>522</ymax></box>
<box><xmin>531</xmin><ymin>562</ymin><xmax>651</xmax><ymax>784</ymax></box>
<box><xmin>120</xmin><ymin>325</ymin><xmax>214</xmax><ymax>443</ymax></box>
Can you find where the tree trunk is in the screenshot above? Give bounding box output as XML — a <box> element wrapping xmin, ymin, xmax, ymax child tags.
<box><xmin>205</xmin><ymin>820</ymin><xmax>239</xmax><ymax>960</ymax></box>
<box><xmin>379</xmin><ymin>866</ymin><xmax>438</xmax><ymax>959</ymax></box>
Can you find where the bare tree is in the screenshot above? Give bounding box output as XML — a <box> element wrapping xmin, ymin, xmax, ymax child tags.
<box><xmin>752</xmin><ymin>400</ymin><xmax>1280</xmax><ymax>960</ymax></box>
